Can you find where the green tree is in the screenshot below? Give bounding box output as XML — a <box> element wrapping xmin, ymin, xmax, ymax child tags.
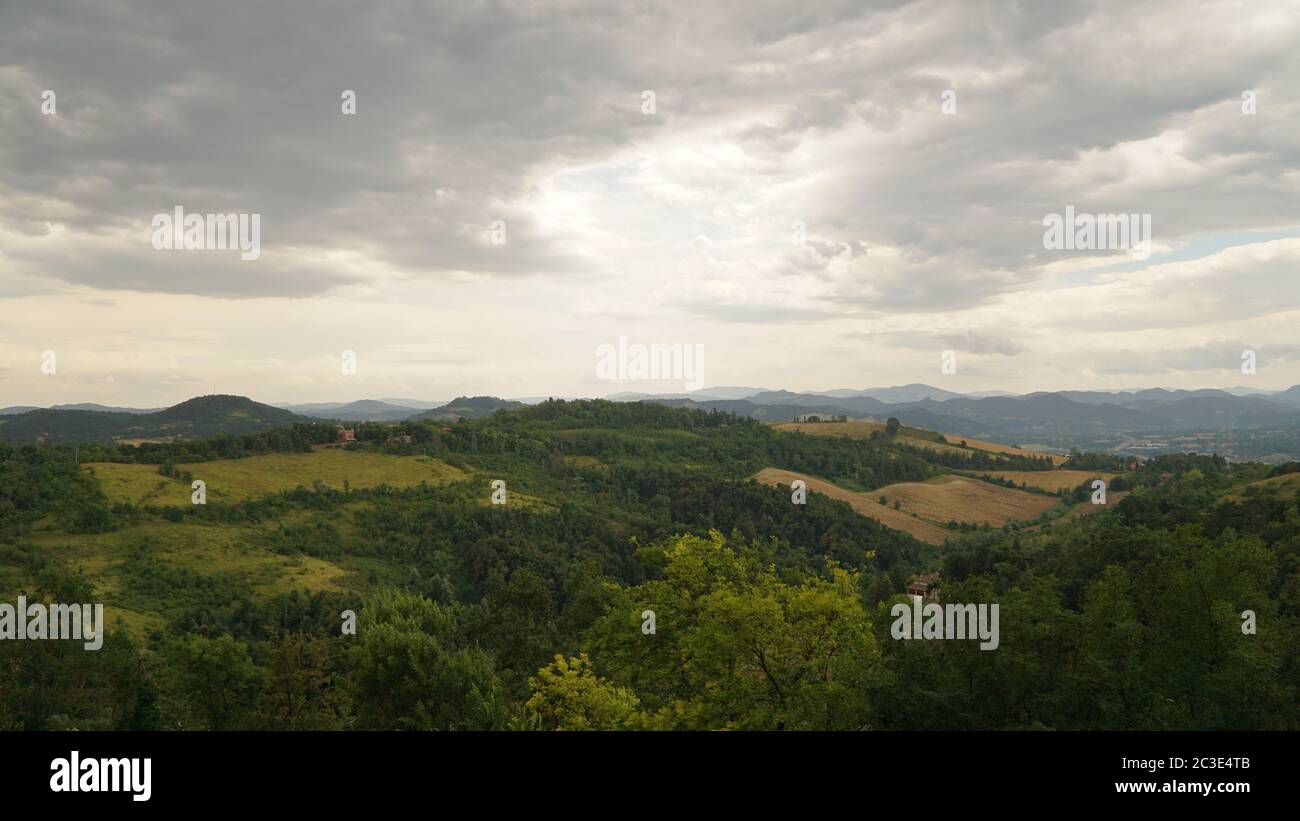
<box><xmin>254</xmin><ymin>632</ymin><xmax>346</xmax><ymax>730</ymax></box>
<box><xmin>526</xmin><ymin>654</ymin><xmax>641</xmax><ymax>730</ymax></box>
<box><xmin>585</xmin><ymin>532</ymin><xmax>877</xmax><ymax>730</ymax></box>
<box><xmin>168</xmin><ymin>634</ymin><xmax>263</xmax><ymax>729</ymax></box>
<box><xmin>347</xmin><ymin>590</ymin><xmax>508</xmax><ymax>730</ymax></box>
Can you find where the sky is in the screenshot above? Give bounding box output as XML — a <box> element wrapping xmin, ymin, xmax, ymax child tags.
<box><xmin>2</xmin><ymin>0</ymin><xmax>1299</xmax><ymax>407</ymax></box>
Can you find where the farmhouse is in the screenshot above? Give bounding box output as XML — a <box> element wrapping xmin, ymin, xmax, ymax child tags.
<box><xmin>907</xmin><ymin>572</ymin><xmax>941</xmax><ymax>602</ymax></box>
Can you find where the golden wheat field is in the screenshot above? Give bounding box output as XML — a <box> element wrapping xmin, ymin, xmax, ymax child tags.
<box><xmin>967</xmin><ymin>469</ymin><xmax>1119</xmax><ymax>492</ymax></box>
<box><xmin>872</xmin><ymin>475</ymin><xmax>1060</xmax><ymax>528</ymax></box>
<box><xmin>773</xmin><ymin>420</ymin><xmax>1068</xmax><ymax>465</ymax></box>
<box><xmin>753</xmin><ymin>468</ymin><xmax>954</xmax><ymax>545</ymax></box>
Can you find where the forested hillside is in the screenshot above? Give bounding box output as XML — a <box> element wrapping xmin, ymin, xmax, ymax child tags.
<box><xmin>0</xmin><ymin>401</ymin><xmax>1294</xmax><ymax>729</ymax></box>
<box><xmin>0</xmin><ymin>395</ymin><xmax>310</xmax><ymax>445</ymax></box>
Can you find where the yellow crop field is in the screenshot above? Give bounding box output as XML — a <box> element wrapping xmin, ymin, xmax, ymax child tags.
<box><xmin>968</xmin><ymin>469</ymin><xmax>1119</xmax><ymax>492</ymax></box>
<box><xmin>753</xmin><ymin>468</ymin><xmax>953</xmax><ymax>545</ymax></box>
<box><xmin>873</xmin><ymin>475</ymin><xmax>1059</xmax><ymax>528</ymax></box>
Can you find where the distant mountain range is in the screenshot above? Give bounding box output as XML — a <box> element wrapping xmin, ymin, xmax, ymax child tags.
<box><xmin>604</xmin><ymin>386</ymin><xmax>771</xmax><ymax>401</ymax></box>
<box><xmin>641</xmin><ymin>384</ymin><xmax>1300</xmax><ymax>428</ymax></box>
<box><xmin>633</xmin><ymin>384</ymin><xmax>1300</xmax><ymax>462</ymax></box>
<box><xmin>276</xmin><ymin>399</ymin><xmax>431</xmax><ymax>422</ymax></box>
<box><xmin>0</xmin><ymin>395</ymin><xmax>303</xmax><ymax>444</ymax></box>
<box><xmin>614</xmin><ymin>382</ymin><xmax>1300</xmax><ymax>407</ymax></box>
<box><xmin>0</xmin><ymin>394</ymin><xmax>528</xmax><ymax>443</ymax></box>
<box><xmin>0</xmin><ymin>402</ymin><xmax>162</xmax><ymax>416</ymax></box>
<box><xmin>5</xmin><ymin>384</ymin><xmax>1300</xmax><ymax>460</ymax></box>
<box><xmin>411</xmin><ymin>396</ymin><xmax>526</xmax><ymax>421</ymax></box>
<box><xmin>278</xmin><ymin>395</ymin><xmax>525</xmax><ymax>422</ymax></box>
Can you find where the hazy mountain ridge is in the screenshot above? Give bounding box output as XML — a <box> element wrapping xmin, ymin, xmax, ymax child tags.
<box><xmin>0</xmin><ymin>403</ymin><xmax>160</xmax><ymax>415</ymax></box>
<box><xmin>0</xmin><ymin>394</ymin><xmax>545</xmax><ymax>443</ymax></box>
<box><xmin>279</xmin><ymin>399</ymin><xmax>424</xmax><ymax>422</ymax></box>
<box><xmin>413</xmin><ymin>396</ymin><xmax>526</xmax><ymax>421</ymax></box>
<box><xmin>6</xmin><ymin>384</ymin><xmax>1300</xmax><ymax>459</ymax></box>
<box><xmin>638</xmin><ymin>384</ymin><xmax>1300</xmax><ymax>462</ymax></box>
<box><xmin>0</xmin><ymin>395</ymin><xmax>309</xmax><ymax>444</ymax></box>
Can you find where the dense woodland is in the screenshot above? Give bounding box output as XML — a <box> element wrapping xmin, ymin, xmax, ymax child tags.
<box><xmin>0</xmin><ymin>400</ymin><xmax>1295</xmax><ymax>730</ymax></box>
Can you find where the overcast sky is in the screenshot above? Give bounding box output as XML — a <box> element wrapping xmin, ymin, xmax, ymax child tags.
<box><xmin>2</xmin><ymin>0</ymin><xmax>1299</xmax><ymax>406</ymax></box>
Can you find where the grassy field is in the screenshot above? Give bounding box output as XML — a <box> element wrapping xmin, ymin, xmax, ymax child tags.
<box><xmin>754</xmin><ymin>468</ymin><xmax>953</xmax><ymax>545</ymax></box>
<box><xmin>85</xmin><ymin>450</ymin><xmax>467</xmax><ymax>504</ymax></box>
<box><xmin>50</xmin><ymin>443</ymin><xmax>1095</xmax><ymax>641</ymax></box>
<box><xmin>22</xmin><ymin>450</ymin><xmax>477</xmax><ymax>639</ymax></box>
<box><xmin>84</xmin><ymin>463</ymin><xmax>194</xmax><ymax>505</ymax></box>
<box><xmin>1226</xmin><ymin>471</ymin><xmax>1300</xmax><ymax>501</ymax></box>
<box><xmin>773</xmin><ymin>420</ymin><xmax>1068</xmax><ymax>465</ymax></box>
<box><xmin>30</xmin><ymin>519</ymin><xmax>348</xmax><ymax>592</ymax></box>
<box><xmin>15</xmin><ymin>516</ymin><xmax>354</xmax><ymax>639</ymax></box>
<box><xmin>965</xmin><ymin>469</ymin><xmax>1119</xmax><ymax>492</ymax></box>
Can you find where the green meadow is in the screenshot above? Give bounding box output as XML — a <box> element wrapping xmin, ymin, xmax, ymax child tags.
<box><xmin>6</xmin><ymin>450</ymin><xmax>471</xmax><ymax>640</ymax></box>
<box><xmin>86</xmin><ymin>449</ymin><xmax>467</xmax><ymax>505</ymax></box>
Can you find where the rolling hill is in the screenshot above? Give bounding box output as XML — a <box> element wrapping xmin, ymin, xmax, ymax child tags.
<box><xmin>413</xmin><ymin>396</ymin><xmax>526</xmax><ymax>420</ymax></box>
<box><xmin>0</xmin><ymin>395</ymin><xmax>313</xmax><ymax>444</ymax></box>
<box><xmin>3</xmin><ymin>395</ymin><xmax>1296</xmax><ymax>733</ymax></box>
<box><xmin>9</xmin><ymin>381</ymin><xmax>1300</xmax><ymax>458</ymax></box>
<box><xmin>754</xmin><ymin>468</ymin><xmax>954</xmax><ymax>544</ymax></box>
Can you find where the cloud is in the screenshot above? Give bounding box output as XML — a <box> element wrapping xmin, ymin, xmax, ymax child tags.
<box><xmin>0</xmin><ymin>0</ymin><xmax>648</xmax><ymax>295</ymax></box>
<box><xmin>2</xmin><ymin>0</ymin><xmax>1300</xmax><ymax>401</ymax></box>
<box><xmin>1087</xmin><ymin>339</ymin><xmax>1300</xmax><ymax>376</ymax></box>
<box><xmin>857</xmin><ymin>327</ymin><xmax>1026</xmax><ymax>356</ymax></box>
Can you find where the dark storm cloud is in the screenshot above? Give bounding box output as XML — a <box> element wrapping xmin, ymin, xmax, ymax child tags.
<box><xmin>0</xmin><ymin>0</ymin><xmax>672</xmax><ymax>295</ymax></box>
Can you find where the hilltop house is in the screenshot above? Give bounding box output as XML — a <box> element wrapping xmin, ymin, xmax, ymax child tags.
<box><xmin>907</xmin><ymin>572</ymin><xmax>941</xmax><ymax>602</ymax></box>
<box><xmin>795</xmin><ymin>413</ymin><xmax>848</xmax><ymax>423</ymax></box>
